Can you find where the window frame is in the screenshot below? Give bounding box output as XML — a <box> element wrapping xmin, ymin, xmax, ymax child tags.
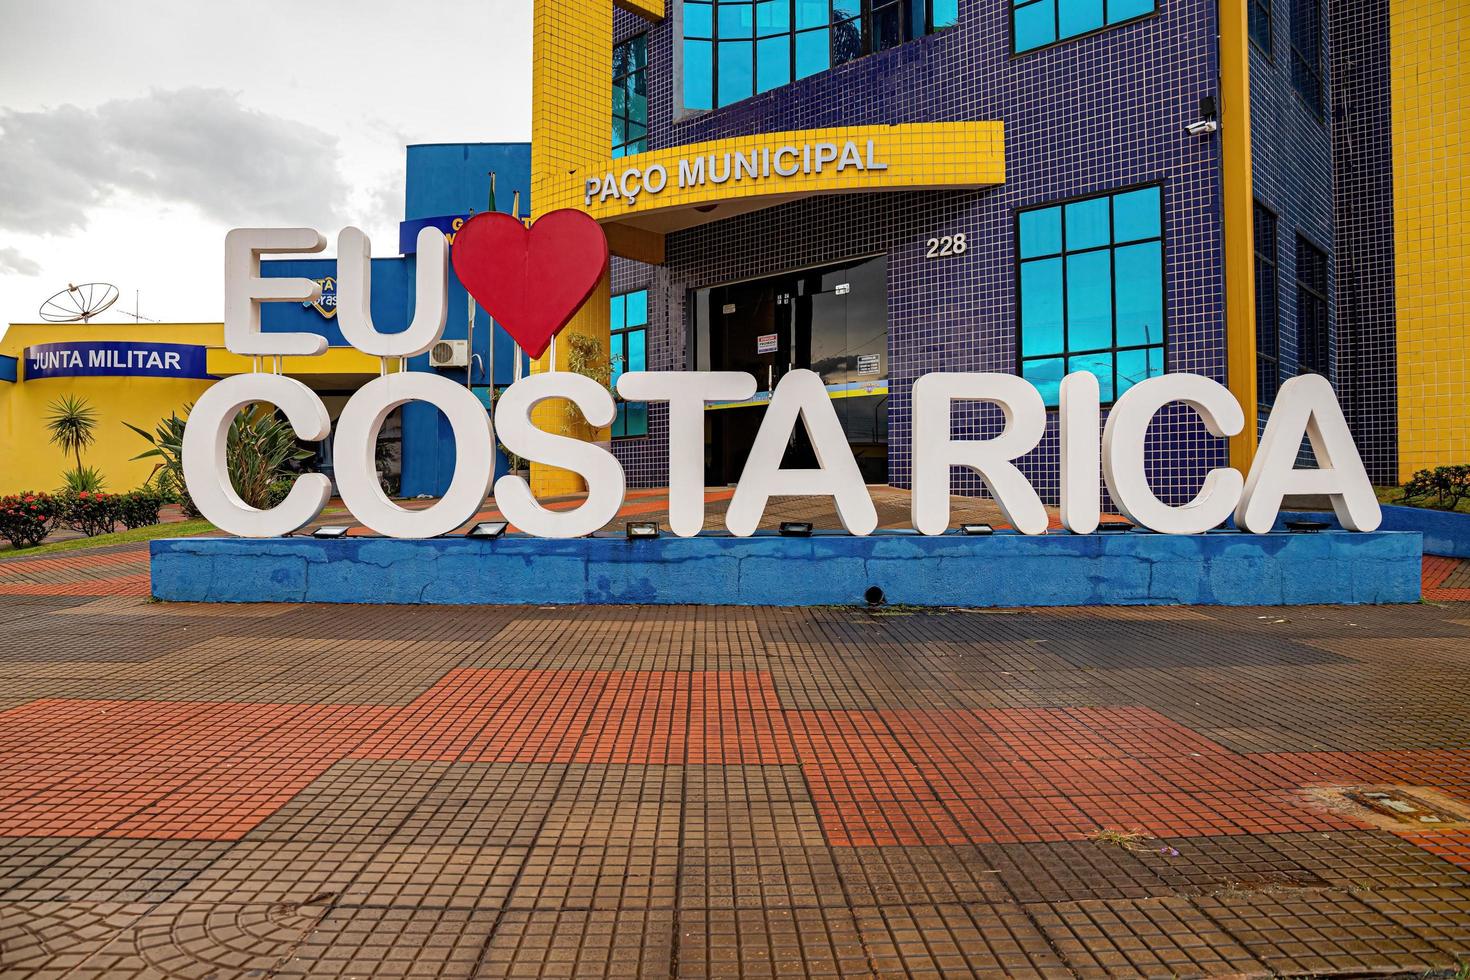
<box><xmin>1012</xmin><ymin>181</ymin><xmax>1170</xmax><ymax>410</ymax></box>
<box><xmin>680</xmin><ymin>0</ymin><xmax>958</xmax><ymax>115</ymax></box>
<box><xmin>1253</xmin><ymin>200</ymin><xmax>1281</xmax><ymax>407</ymax></box>
<box><xmin>612</xmin><ymin>33</ymin><xmax>649</xmax><ymax>158</ymax></box>
<box><xmin>1288</xmin><ymin>0</ymin><xmax>1324</xmax><ymax>118</ymax></box>
<box><xmin>1293</xmin><ymin>234</ymin><xmax>1330</xmax><ymax>378</ymax></box>
<box><xmin>1010</xmin><ymin>0</ymin><xmax>1160</xmax><ymax>58</ymax></box>
<box><xmin>610</xmin><ymin>290</ymin><xmax>651</xmax><ymax>439</ymax></box>
<box><xmin>1248</xmin><ymin>0</ymin><xmax>1272</xmax><ymax>55</ymax></box>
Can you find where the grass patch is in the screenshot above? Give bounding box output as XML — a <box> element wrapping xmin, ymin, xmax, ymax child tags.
<box><xmin>0</xmin><ymin>519</ymin><xmax>216</xmax><ymax>560</ymax></box>
<box><xmin>1374</xmin><ymin>486</ymin><xmax>1470</xmax><ymax>515</ymax></box>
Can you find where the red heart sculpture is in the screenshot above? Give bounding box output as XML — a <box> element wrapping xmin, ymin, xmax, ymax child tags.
<box><xmin>450</xmin><ymin>209</ymin><xmax>609</xmax><ymax>360</ymax></box>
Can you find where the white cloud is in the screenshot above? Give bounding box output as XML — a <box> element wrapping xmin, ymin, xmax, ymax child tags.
<box><xmin>0</xmin><ymin>247</ymin><xmax>41</xmax><ymax>276</ymax></box>
<box><xmin>0</xmin><ymin>88</ymin><xmax>351</xmax><ymax>234</ymax></box>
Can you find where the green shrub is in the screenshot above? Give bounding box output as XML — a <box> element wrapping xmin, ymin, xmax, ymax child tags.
<box><xmin>1400</xmin><ymin>465</ymin><xmax>1470</xmax><ymax>510</ymax></box>
<box><xmin>125</xmin><ymin>411</ymin><xmax>193</xmax><ymax>515</ymax></box>
<box><xmin>59</xmin><ymin>490</ymin><xmax>120</xmax><ymax>537</ymax></box>
<box><xmin>264</xmin><ymin>478</ymin><xmax>295</xmax><ymax>509</ymax></box>
<box><xmin>0</xmin><ymin>492</ymin><xmax>59</xmax><ymax>549</ymax></box>
<box><xmin>126</xmin><ymin>403</ymin><xmax>312</xmax><ymax>515</ymax></box>
<box><xmin>59</xmin><ymin>465</ymin><xmax>107</xmax><ymax>493</ymax></box>
<box><xmin>117</xmin><ymin>488</ymin><xmax>167</xmax><ymax>530</ymax></box>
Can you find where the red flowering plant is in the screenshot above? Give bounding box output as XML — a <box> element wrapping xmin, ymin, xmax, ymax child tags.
<box><xmin>60</xmin><ymin>490</ymin><xmax>120</xmax><ymax>538</ymax></box>
<box><xmin>0</xmin><ymin>491</ymin><xmax>59</xmax><ymax>549</ymax></box>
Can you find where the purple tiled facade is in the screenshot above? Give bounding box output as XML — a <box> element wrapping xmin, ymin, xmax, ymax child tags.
<box><xmin>1328</xmin><ymin>0</ymin><xmax>1398</xmax><ymax>484</ymax></box>
<box><xmin>609</xmin><ymin>0</ymin><xmax>1227</xmax><ymax>504</ymax></box>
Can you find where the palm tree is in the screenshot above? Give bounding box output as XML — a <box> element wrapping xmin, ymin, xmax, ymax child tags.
<box><xmin>45</xmin><ymin>394</ymin><xmax>98</xmax><ymax>473</ymax></box>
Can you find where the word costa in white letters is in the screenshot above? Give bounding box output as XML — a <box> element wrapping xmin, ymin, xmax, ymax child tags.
<box><xmin>583</xmin><ymin>139</ymin><xmax>889</xmax><ymax>207</ymax></box>
<box><xmin>186</xmin><ymin>226</ymin><xmax>1383</xmax><ymax>542</ymax></box>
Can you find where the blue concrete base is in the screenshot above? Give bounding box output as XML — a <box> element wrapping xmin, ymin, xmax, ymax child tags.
<box><xmin>150</xmin><ymin>530</ymin><xmax>1422</xmax><ymax>607</ymax></box>
<box><xmin>1279</xmin><ymin>505</ymin><xmax>1470</xmax><ymax>558</ymax></box>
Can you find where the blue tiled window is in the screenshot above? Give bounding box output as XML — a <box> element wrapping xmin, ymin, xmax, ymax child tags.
<box><xmin>1294</xmin><ymin>236</ymin><xmax>1329</xmax><ymax>376</ymax></box>
<box><xmin>1290</xmin><ymin>0</ymin><xmax>1323</xmax><ymax>116</ymax></box>
<box><xmin>613</xmin><ymin>35</ymin><xmax>648</xmax><ymax>158</ymax></box>
<box><xmin>610</xmin><ymin>290</ymin><xmax>649</xmax><ymax>438</ymax></box>
<box><xmin>1249</xmin><ymin>0</ymin><xmax>1271</xmax><ymax>52</ymax></box>
<box><xmin>683</xmin><ymin>0</ymin><xmax>957</xmax><ymax>111</ymax></box>
<box><xmin>1012</xmin><ymin>0</ymin><xmax>1155</xmax><ymax>54</ymax></box>
<box><xmin>1017</xmin><ymin>186</ymin><xmax>1167</xmax><ymax>407</ymax></box>
<box><xmin>1254</xmin><ymin>202</ymin><xmax>1281</xmax><ymax>406</ymax></box>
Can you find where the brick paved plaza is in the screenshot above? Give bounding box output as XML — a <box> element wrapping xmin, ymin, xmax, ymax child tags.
<box><xmin>1</xmin><ymin>493</ymin><xmax>1468</xmax><ymax>977</ymax></box>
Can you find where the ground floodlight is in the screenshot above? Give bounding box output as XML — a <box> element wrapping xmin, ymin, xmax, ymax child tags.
<box><xmin>779</xmin><ymin>521</ymin><xmax>814</xmax><ymax>537</ymax></box>
<box><xmin>467</xmin><ymin>521</ymin><xmax>508</xmax><ymax>539</ymax></box>
<box><xmin>626</xmin><ymin>521</ymin><xmax>660</xmax><ymax>540</ymax></box>
<box><xmin>961</xmin><ymin>523</ymin><xmax>994</xmax><ymax>536</ymax></box>
<box><xmin>311</xmin><ymin>525</ymin><xmax>351</xmax><ymax>539</ymax></box>
<box><xmin>1285</xmin><ymin>520</ymin><xmax>1330</xmax><ymax>533</ymax></box>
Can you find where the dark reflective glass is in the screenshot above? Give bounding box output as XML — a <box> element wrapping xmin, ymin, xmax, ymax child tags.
<box><xmin>832</xmin><ymin>17</ymin><xmax>863</xmax><ymax>62</ymax></box>
<box><xmin>874</xmin><ymin>4</ymin><xmax>902</xmax><ymax>50</ymax></box>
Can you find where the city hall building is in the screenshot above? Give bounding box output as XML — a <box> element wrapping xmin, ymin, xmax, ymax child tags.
<box><xmin>528</xmin><ymin>0</ymin><xmax>1467</xmax><ymax>501</ymax></box>
<box><xmin>2</xmin><ymin>0</ymin><xmax>1464</xmax><ymax>506</ymax></box>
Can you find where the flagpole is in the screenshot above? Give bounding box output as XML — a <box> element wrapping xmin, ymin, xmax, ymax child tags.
<box><xmin>511</xmin><ymin>190</ymin><xmax>525</xmax><ymax>383</ymax></box>
<box><xmin>485</xmin><ymin>172</ymin><xmax>498</xmax><ymax>487</ymax></box>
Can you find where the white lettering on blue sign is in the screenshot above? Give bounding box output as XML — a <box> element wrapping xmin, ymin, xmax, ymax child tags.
<box><xmin>584</xmin><ymin>139</ymin><xmax>890</xmax><ymax>207</ymax></box>
<box><xmin>23</xmin><ymin>342</ymin><xmax>206</xmax><ymax>381</ymax></box>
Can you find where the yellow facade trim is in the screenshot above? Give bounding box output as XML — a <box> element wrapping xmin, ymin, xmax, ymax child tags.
<box><xmin>530</xmin><ymin>0</ymin><xmax>641</xmax><ymax>495</ymax></box>
<box><xmin>1390</xmin><ymin>0</ymin><xmax>1469</xmax><ymax>480</ymax></box>
<box><xmin>206</xmin><ymin>346</ymin><xmax>402</xmax><ymax>380</ymax></box>
<box><xmin>549</xmin><ymin>123</ymin><xmax>1007</xmax><ymax>236</ymax></box>
<box><xmin>614</xmin><ymin>0</ymin><xmax>665</xmax><ymax>18</ymax></box>
<box><xmin>1219</xmin><ymin>0</ymin><xmax>1258</xmax><ymax>472</ymax></box>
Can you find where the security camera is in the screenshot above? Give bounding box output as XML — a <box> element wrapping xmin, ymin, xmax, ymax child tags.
<box><xmin>1185</xmin><ymin>119</ymin><xmax>1219</xmax><ymax>136</ymax></box>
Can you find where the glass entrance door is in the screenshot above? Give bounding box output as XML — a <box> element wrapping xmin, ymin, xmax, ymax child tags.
<box><xmin>693</xmin><ymin>255</ymin><xmax>888</xmax><ymax>486</ymax></box>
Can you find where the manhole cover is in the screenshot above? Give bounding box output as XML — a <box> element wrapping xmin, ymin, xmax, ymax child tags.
<box><xmin>1299</xmin><ymin>785</ymin><xmax>1470</xmax><ymax>832</ymax></box>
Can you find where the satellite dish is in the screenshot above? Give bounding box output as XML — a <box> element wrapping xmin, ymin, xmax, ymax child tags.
<box><xmin>39</xmin><ymin>282</ymin><xmax>120</xmax><ymax>323</ymax></box>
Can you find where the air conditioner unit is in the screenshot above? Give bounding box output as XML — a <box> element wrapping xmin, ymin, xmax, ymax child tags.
<box><xmin>429</xmin><ymin>339</ymin><xmax>468</xmax><ymax>369</ymax></box>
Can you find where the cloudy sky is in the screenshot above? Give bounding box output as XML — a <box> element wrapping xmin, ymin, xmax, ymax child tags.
<box><xmin>0</xmin><ymin>0</ymin><xmax>530</xmax><ymax>334</ymax></box>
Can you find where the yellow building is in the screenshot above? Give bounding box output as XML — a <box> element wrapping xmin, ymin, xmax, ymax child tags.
<box><xmin>1388</xmin><ymin>0</ymin><xmax>1470</xmax><ymax>479</ymax></box>
<box><xmin>0</xmin><ymin>323</ymin><xmax>397</xmax><ymax>496</ymax></box>
<box><xmin>0</xmin><ymin>323</ymin><xmax>221</xmax><ymax>495</ymax></box>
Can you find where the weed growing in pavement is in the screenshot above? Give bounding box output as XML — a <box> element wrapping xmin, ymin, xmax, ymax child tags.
<box><xmin>1087</xmin><ymin>828</ymin><xmax>1156</xmax><ymax>851</ymax></box>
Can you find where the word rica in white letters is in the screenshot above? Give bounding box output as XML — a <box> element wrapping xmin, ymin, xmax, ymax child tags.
<box><xmin>187</xmin><ymin>227</ymin><xmax>1382</xmax><ymax>542</ymax></box>
<box><xmin>583</xmin><ymin>139</ymin><xmax>889</xmax><ymax>207</ymax></box>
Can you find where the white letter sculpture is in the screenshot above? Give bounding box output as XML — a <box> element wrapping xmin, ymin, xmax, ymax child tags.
<box><xmin>1236</xmin><ymin>373</ymin><xmax>1381</xmax><ymax>532</ymax></box>
<box><xmin>494</xmin><ymin>372</ymin><xmax>627</xmax><ymax>538</ymax></box>
<box><xmin>334</xmin><ymin>374</ymin><xmax>494</xmax><ymax>538</ymax></box>
<box><xmin>725</xmin><ymin>369</ymin><xmax>878</xmax><ymax>536</ymax></box>
<box><xmin>1102</xmin><ymin>374</ymin><xmax>1244</xmax><ymax>535</ymax></box>
<box><xmin>182</xmin><ymin>374</ymin><xmax>332</xmax><ymax>537</ymax></box>
<box><xmin>617</xmin><ymin>371</ymin><xmax>758</xmax><ymax>537</ymax></box>
<box><xmin>1059</xmin><ymin>371</ymin><xmax>1101</xmax><ymax>534</ymax></box>
<box><xmin>336</xmin><ymin>227</ymin><xmax>449</xmax><ymax>357</ymax></box>
<box><xmin>911</xmin><ymin>373</ymin><xmax>1049</xmax><ymax>535</ymax></box>
<box><xmin>223</xmin><ymin>228</ymin><xmax>329</xmax><ymax>357</ymax></box>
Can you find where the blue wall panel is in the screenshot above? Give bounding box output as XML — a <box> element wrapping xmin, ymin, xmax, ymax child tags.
<box><xmin>152</xmin><ymin>531</ymin><xmax>1423</xmax><ymax>607</ymax></box>
<box><xmin>404</xmin><ymin>143</ymin><xmax>532</xmax><ymax>222</ymax></box>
